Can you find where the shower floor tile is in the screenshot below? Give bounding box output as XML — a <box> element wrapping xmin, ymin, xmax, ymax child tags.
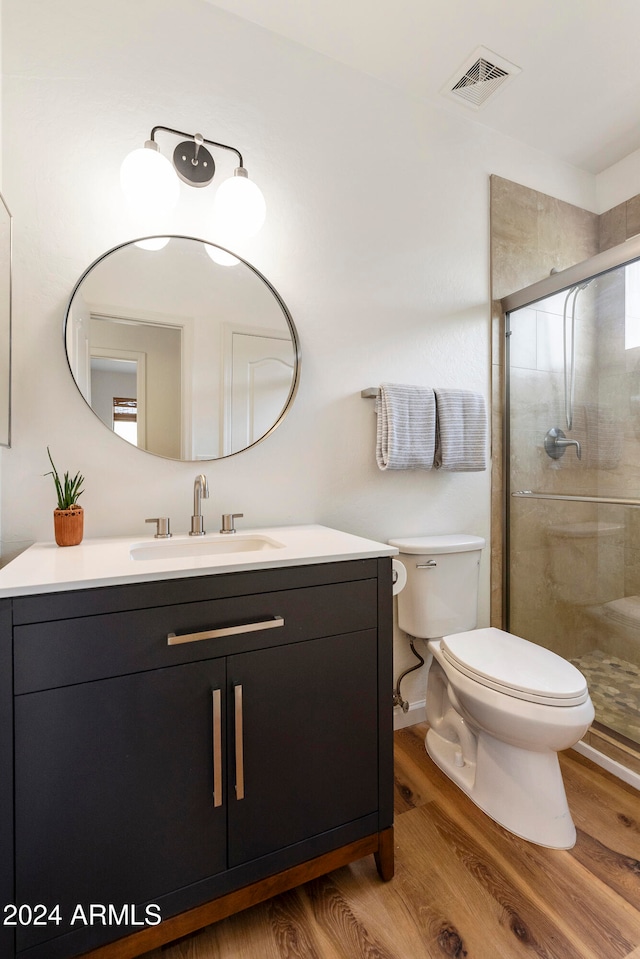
<box><xmin>570</xmin><ymin>649</ymin><xmax>640</xmax><ymax>746</ymax></box>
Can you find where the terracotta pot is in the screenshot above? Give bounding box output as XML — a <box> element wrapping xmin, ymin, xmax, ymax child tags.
<box><xmin>53</xmin><ymin>506</ymin><xmax>84</xmax><ymax>547</ymax></box>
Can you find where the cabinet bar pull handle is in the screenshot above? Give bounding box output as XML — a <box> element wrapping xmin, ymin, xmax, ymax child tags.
<box><xmin>234</xmin><ymin>684</ymin><xmax>245</xmax><ymax>801</ymax></box>
<box><xmin>167</xmin><ymin>615</ymin><xmax>284</xmax><ymax>645</ymax></box>
<box><xmin>212</xmin><ymin>689</ymin><xmax>222</xmax><ymax>808</ymax></box>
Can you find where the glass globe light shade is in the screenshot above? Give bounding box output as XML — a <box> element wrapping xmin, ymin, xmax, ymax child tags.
<box><xmin>213</xmin><ymin>168</ymin><xmax>266</xmax><ymax>238</ymax></box>
<box><xmin>120</xmin><ymin>142</ymin><xmax>180</xmax><ymax>217</ymax></box>
<box><xmin>204</xmin><ymin>244</ymin><xmax>240</xmax><ymax>267</ymax></box>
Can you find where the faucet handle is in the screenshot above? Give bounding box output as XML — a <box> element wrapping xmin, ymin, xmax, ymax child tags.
<box><xmin>146</xmin><ymin>517</ymin><xmax>172</xmax><ymax>539</ymax></box>
<box><xmin>220</xmin><ymin>513</ymin><xmax>243</xmax><ymax>534</ymax></box>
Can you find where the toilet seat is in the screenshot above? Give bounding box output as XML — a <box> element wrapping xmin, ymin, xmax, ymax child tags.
<box><xmin>440</xmin><ymin>627</ymin><xmax>589</xmax><ymax>707</ymax></box>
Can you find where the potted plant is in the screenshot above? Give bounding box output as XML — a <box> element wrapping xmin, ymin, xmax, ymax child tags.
<box><xmin>46</xmin><ymin>447</ymin><xmax>85</xmax><ymax>546</ymax></box>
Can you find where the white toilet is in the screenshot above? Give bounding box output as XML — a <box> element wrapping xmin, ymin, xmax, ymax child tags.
<box><xmin>389</xmin><ymin>533</ymin><xmax>595</xmax><ymax>849</ymax></box>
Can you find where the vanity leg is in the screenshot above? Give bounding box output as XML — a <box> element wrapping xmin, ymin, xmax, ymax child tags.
<box><xmin>374</xmin><ymin>826</ymin><xmax>395</xmax><ymax>881</ymax></box>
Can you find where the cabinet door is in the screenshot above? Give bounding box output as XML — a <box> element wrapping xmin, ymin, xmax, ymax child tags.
<box><xmin>14</xmin><ymin>659</ymin><xmax>227</xmax><ymax>951</ymax></box>
<box><xmin>227</xmin><ymin>630</ymin><xmax>379</xmax><ymax>866</ymax></box>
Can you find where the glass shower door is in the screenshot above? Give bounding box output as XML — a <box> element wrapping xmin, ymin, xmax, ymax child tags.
<box><xmin>506</xmin><ymin>261</ymin><xmax>640</xmax><ymax>756</ymax></box>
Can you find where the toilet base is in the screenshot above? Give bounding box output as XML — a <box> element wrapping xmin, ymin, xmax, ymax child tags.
<box><xmin>426</xmin><ymin>726</ymin><xmax>577</xmax><ymax>849</ymax></box>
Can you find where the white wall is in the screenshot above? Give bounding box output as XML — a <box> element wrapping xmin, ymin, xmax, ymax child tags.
<box><xmin>1</xmin><ymin>0</ymin><xmax>604</xmax><ymax>712</ymax></box>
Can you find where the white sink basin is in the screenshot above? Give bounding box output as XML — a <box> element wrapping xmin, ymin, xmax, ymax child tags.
<box><xmin>130</xmin><ymin>534</ymin><xmax>285</xmax><ymax>562</ymax></box>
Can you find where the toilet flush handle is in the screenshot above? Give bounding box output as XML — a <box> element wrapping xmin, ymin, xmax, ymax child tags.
<box><xmin>416</xmin><ymin>560</ymin><xmax>437</xmax><ymax>568</ymax></box>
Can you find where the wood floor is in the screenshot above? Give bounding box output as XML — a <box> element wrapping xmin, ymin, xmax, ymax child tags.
<box><xmin>146</xmin><ymin>723</ymin><xmax>640</xmax><ymax>959</ymax></box>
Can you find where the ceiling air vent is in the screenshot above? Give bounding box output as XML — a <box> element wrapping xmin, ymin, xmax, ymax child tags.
<box><xmin>442</xmin><ymin>47</ymin><xmax>521</xmax><ymax>109</ymax></box>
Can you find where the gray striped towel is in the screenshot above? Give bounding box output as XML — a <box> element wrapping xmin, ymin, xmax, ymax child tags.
<box><xmin>434</xmin><ymin>389</ymin><xmax>487</xmax><ymax>471</ymax></box>
<box><xmin>375</xmin><ymin>383</ymin><xmax>436</xmax><ymax>470</ymax></box>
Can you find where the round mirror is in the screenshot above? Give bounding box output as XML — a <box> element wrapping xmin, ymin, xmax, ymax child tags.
<box><xmin>64</xmin><ymin>236</ymin><xmax>300</xmax><ymax>460</ymax></box>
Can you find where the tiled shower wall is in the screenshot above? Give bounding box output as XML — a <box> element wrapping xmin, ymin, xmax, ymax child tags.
<box><xmin>490</xmin><ymin>175</ymin><xmax>600</xmax><ymax>628</ymax></box>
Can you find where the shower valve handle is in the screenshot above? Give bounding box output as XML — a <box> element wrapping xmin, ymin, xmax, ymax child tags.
<box><xmin>559</xmin><ymin>437</ymin><xmax>581</xmax><ymax>460</ymax></box>
<box><xmin>544</xmin><ymin>427</ymin><xmax>581</xmax><ymax>461</ymax></box>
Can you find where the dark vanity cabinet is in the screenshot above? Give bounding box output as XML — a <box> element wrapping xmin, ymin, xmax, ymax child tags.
<box><xmin>0</xmin><ymin>557</ymin><xmax>394</xmax><ymax>959</ymax></box>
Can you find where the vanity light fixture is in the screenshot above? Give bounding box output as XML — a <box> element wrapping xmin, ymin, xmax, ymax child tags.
<box><xmin>120</xmin><ymin>125</ymin><xmax>266</xmax><ymax>238</ymax></box>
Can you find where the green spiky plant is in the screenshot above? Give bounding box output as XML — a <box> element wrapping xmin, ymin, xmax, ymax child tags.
<box><xmin>46</xmin><ymin>446</ymin><xmax>84</xmax><ymax>510</ymax></box>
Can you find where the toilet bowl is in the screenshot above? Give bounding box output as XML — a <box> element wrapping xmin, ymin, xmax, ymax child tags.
<box><xmin>389</xmin><ymin>534</ymin><xmax>595</xmax><ymax>849</ymax></box>
<box><xmin>427</xmin><ymin>628</ymin><xmax>594</xmax><ymax>847</ymax></box>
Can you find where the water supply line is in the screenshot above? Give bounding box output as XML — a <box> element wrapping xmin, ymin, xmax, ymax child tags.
<box><xmin>393</xmin><ymin>637</ymin><xmax>425</xmax><ymax>713</ymax></box>
<box><xmin>562</xmin><ymin>279</ymin><xmax>592</xmax><ymax>431</ymax></box>
<box><xmin>543</xmin><ymin>279</ymin><xmax>592</xmax><ymax>461</ymax></box>
<box><xmin>562</xmin><ymin>286</ymin><xmax>579</xmax><ymax>431</ymax></box>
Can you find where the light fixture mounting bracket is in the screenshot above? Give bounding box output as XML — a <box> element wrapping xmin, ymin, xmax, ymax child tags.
<box><xmin>173</xmin><ymin>139</ymin><xmax>215</xmax><ymax>187</ymax></box>
<box><xmin>149</xmin><ymin>125</ymin><xmax>244</xmax><ymax>188</ymax></box>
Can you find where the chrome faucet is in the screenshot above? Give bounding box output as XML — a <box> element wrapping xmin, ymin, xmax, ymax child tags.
<box><xmin>189</xmin><ymin>474</ymin><xmax>209</xmax><ymax>536</ymax></box>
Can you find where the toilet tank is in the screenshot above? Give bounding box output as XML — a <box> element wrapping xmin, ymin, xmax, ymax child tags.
<box><xmin>389</xmin><ymin>534</ymin><xmax>485</xmax><ymax>639</ymax></box>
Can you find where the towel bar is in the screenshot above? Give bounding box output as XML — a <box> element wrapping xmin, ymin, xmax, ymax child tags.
<box><xmin>361</xmin><ymin>388</ymin><xmax>378</xmax><ymax>398</ymax></box>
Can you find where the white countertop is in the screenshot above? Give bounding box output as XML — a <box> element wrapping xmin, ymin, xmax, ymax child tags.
<box><xmin>0</xmin><ymin>525</ymin><xmax>398</xmax><ymax>597</ymax></box>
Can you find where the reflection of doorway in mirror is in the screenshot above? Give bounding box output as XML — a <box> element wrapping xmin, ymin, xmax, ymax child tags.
<box><xmin>223</xmin><ymin>327</ymin><xmax>295</xmax><ymax>456</ymax></box>
<box><xmin>89</xmin><ymin>316</ymin><xmax>182</xmax><ymax>459</ymax></box>
<box><xmin>90</xmin><ymin>349</ymin><xmax>147</xmax><ymax>450</ymax></box>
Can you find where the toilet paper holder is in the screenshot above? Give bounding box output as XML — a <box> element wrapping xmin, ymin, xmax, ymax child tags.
<box><xmin>392</xmin><ymin>558</ymin><xmax>407</xmax><ymax>595</ymax></box>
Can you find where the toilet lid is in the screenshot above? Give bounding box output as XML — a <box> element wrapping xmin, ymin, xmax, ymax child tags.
<box><xmin>388</xmin><ymin>533</ymin><xmax>485</xmax><ymax>554</ymax></box>
<box><xmin>441</xmin><ymin>627</ymin><xmax>589</xmax><ymax>706</ymax></box>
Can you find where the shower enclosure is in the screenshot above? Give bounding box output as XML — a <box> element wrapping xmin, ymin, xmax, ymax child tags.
<box><xmin>503</xmin><ymin>238</ymin><xmax>640</xmax><ymax>778</ymax></box>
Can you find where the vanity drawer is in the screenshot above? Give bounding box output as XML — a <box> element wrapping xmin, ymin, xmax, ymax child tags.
<box><xmin>14</xmin><ymin>577</ymin><xmax>378</xmax><ymax>693</ymax></box>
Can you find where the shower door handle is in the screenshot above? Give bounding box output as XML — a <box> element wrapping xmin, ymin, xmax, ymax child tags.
<box><xmin>512</xmin><ymin>491</ymin><xmax>640</xmax><ymax>507</ymax></box>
